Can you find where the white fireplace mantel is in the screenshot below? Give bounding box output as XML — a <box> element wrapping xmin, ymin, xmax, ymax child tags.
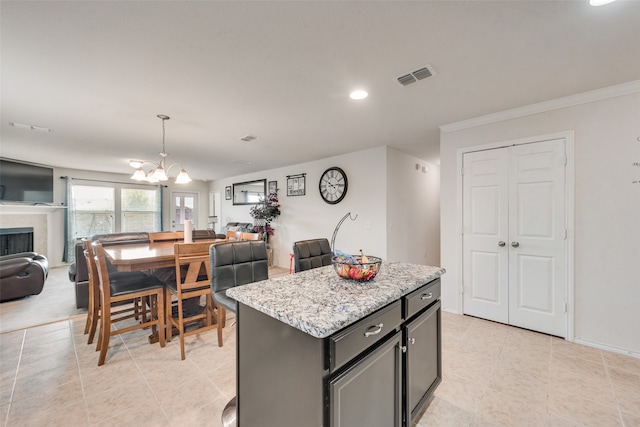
<box><xmin>0</xmin><ymin>205</ymin><xmax>67</xmax><ymax>266</ymax></box>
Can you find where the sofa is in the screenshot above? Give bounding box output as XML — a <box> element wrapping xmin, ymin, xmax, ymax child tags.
<box><xmin>0</xmin><ymin>252</ymin><xmax>49</xmax><ymax>302</ymax></box>
<box><xmin>68</xmin><ymin>232</ymin><xmax>151</xmax><ymax>309</ymax></box>
<box><xmin>218</xmin><ymin>222</ymin><xmax>254</xmax><ymax>234</ymax></box>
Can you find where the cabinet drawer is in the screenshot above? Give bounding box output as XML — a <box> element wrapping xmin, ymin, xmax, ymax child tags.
<box><xmin>404</xmin><ymin>278</ymin><xmax>440</xmax><ymax>320</ymax></box>
<box><xmin>329</xmin><ymin>300</ymin><xmax>402</xmax><ymax>372</ymax></box>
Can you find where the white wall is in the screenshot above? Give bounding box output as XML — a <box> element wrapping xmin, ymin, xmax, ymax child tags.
<box><xmin>440</xmin><ymin>90</ymin><xmax>640</xmax><ymax>355</ymax></box>
<box><xmin>386</xmin><ymin>147</ymin><xmax>441</xmax><ymax>266</ymax></box>
<box><xmin>211</xmin><ymin>146</ymin><xmax>441</xmax><ymax>270</ymax></box>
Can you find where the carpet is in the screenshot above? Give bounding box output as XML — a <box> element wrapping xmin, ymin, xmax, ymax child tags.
<box><xmin>0</xmin><ymin>265</ymin><xmax>85</xmax><ymax>334</ymax></box>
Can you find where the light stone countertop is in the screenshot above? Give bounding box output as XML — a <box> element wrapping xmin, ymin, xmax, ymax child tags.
<box><xmin>226</xmin><ymin>262</ymin><xmax>445</xmax><ymax>339</ymax></box>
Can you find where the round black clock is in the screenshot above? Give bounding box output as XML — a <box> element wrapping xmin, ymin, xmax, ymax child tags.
<box><xmin>319</xmin><ymin>167</ymin><xmax>348</xmax><ymax>204</ymax></box>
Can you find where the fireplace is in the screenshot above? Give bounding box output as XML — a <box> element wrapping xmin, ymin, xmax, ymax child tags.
<box><xmin>0</xmin><ymin>227</ymin><xmax>34</xmax><ymax>255</ymax></box>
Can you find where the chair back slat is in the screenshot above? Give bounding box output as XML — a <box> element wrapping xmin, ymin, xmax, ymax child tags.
<box><xmin>150</xmin><ymin>231</ymin><xmax>184</xmax><ymax>243</ymax></box>
<box><xmin>240</xmin><ymin>232</ymin><xmax>262</xmax><ymax>241</ymax></box>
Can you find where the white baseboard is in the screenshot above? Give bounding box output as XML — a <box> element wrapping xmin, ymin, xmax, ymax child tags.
<box><xmin>573</xmin><ymin>338</ymin><xmax>640</xmax><ymax>359</ymax></box>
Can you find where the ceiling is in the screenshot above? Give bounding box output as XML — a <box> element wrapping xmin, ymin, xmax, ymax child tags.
<box><xmin>2</xmin><ymin>1</ymin><xmax>639</xmax><ymax>181</ymax></box>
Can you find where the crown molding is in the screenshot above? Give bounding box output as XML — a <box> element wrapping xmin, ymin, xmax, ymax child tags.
<box><xmin>440</xmin><ymin>80</ymin><xmax>640</xmax><ymax>133</ymax></box>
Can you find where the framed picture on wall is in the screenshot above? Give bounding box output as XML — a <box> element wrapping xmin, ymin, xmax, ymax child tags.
<box><xmin>268</xmin><ymin>180</ymin><xmax>277</xmax><ymax>193</ymax></box>
<box><xmin>286</xmin><ymin>174</ymin><xmax>306</xmax><ymax>197</ymax></box>
<box><xmin>225</xmin><ymin>186</ymin><xmax>231</xmax><ymax>200</ymax></box>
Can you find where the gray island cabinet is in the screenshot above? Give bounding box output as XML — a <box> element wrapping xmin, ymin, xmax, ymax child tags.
<box><xmin>227</xmin><ymin>262</ymin><xmax>445</xmax><ymax>427</ymax></box>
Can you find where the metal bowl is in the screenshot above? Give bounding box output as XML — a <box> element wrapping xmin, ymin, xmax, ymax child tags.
<box><xmin>332</xmin><ymin>255</ymin><xmax>382</xmax><ymax>282</ymax></box>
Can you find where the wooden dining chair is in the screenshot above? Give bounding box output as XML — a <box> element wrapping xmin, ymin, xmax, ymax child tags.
<box><xmin>83</xmin><ymin>238</ymin><xmax>149</xmax><ymax>345</ymax></box>
<box><xmin>149</xmin><ymin>231</ymin><xmax>184</xmax><ymax>243</ymax></box>
<box><xmin>240</xmin><ymin>232</ymin><xmax>262</xmax><ymax>241</ymax></box>
<box><xmin>225</xmin><ymin>230</ymin><xmax>241</xmax><ymax>241</ymax></box>
<box><xmin>93</xmin><ymin>241</ymin><xmax>166</xmax><ymax>366</ymax></box>
<box><xmin>166</xmin><ymin>241</ymin><xmax>218</xmax><ymax>360</ymax></box>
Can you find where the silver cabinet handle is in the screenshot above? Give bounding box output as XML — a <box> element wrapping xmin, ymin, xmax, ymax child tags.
<box><xmin>420</xmin><ymin>292</ymin><xmax>433</xmax><ymax>300</ymax></box>
<box><xmin>409</xmin><ymin>337</ymin><xmax>416</xmax><ymax>345</ymax></box>
<box><xmin>498</xmin><ymin>241</ymin><xmax>506</xmax><ymax>247</ymax></box>
<box><xmin>363</xmin><ymin>323</ymin><xmax>383</xmax><ymax>337</ymax></box>
<box><xmin>511</xmin><ymin>241</ymin><xmax>520</xmax><ymax>247</ymax></box>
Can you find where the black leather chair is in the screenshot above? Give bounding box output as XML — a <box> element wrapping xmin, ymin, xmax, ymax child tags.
<box><xmin>0</xmin><ymin>252</ymin><xmax>49</xmax><ymax>302</ymax></box>
<box><xmin>210</xmin><ymin>240</ymin><xmax>268</xmax><ymax>345</ymax></box>
<box><xmin>209</xmin><ymin>240</ymin><xmax>268</xmax><ymax>427</ymax></box>
<box><xmin>293</xmin><ymin>238</ymin><xmax>332</xmax><ymax>273</ymax></box>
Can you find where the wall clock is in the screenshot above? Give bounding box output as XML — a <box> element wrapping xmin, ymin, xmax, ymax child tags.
<box><xmin>319</xmin><ymin>167</ymin><xmax>348</xmax><ymax>204</ymax></box>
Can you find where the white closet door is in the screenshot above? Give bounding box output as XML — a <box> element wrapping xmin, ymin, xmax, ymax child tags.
<box><xmin>462</xmin><ymin>148</ymin><xmax>510</xmax><ymax>324</ymax></box>
<box><xmin>462</xmin><ymin>138</ymin><xmax>567</xmax><ymax>337</ymax></box>
<box><xmin>508</xmin><ymin>139</ymin><xmax>566</xmax><ymax>336</ymax></box>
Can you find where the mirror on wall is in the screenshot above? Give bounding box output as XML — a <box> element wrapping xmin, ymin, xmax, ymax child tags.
<box><xmin>232</xmin><ymin>179</ymin><xmax>266</xmax><ymax>205</ymax></box>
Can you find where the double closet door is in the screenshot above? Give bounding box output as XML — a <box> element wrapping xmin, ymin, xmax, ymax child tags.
<box><xmin>462</xmin><ymin>139</ymin><xmax>567</xmax><ymax>337</ymax></box>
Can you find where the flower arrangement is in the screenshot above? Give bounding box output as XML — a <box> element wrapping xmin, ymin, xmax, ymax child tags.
<box><xmin>250</xmin><ymin>190</ymin><xmax>281</xmax><ymax>239</ymax></box>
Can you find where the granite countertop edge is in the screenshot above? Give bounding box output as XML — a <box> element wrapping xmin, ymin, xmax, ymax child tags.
<box><xmin>226</xmin><ymin>262</ymin><xmax>445</xmax><ymax>339</ymax></box>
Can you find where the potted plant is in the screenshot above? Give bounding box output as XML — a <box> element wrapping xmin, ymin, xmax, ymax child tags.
<box><xmin>249</xmin><ymin>189</ymin><xmax>281</xmax><ymax>242</ymax></box>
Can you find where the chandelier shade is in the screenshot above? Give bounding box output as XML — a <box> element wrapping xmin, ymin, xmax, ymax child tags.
<box><xmin>130</xmin><ymin>115</ymin><xmax>192</xmax><ymax>184</ymax></box>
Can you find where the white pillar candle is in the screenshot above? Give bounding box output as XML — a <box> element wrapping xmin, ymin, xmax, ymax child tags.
<box><xmin>184</xmin><ymin>219</ymin><xmax>193</xmax><ymax>243</ymax></box>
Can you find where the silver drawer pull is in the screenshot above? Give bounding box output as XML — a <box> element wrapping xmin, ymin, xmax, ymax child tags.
<box><xmin>364</xmin><ymin>323</ymin><xmax>384</xmax><ymax>337</ymax></box>
<box><xmin>420</xmin><ymin>292</ymin><xmax>433</xmax><ymax>300</ymax></box>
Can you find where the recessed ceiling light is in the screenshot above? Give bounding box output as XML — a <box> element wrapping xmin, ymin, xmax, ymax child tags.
<box><xmin>349</xmin><ymin>90</ymin><xmax>368</xmax><ymax>100</ymax></box>
<box><xmin>589</xmin><ymin>0</ymin><xmax>616</xmax><ymax>5</ymax></box>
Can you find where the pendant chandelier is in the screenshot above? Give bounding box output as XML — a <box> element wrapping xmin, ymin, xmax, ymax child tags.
<box><xmin>130</xmin><ymin>114</ymin><xmax>191</xmax><ymax>184</ymax></box>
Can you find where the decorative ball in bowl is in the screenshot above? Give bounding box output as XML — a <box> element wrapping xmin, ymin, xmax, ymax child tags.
<box><xmin>332</xmin><ymin>255</ymin><xmax>382</xmax><ymax>282</ymax></box>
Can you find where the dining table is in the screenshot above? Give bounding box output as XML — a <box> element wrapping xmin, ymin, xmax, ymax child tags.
<box><xmin>102</xmin><ymin>238</ymin><xmax>227</xmax><ymax>343</ymax></box>
<box><xmin>103</xmin><ymin>238</ymin><xmax>226</xmax><ymax>272</ymax></box>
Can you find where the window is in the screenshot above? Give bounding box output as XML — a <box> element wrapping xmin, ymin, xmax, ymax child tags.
<box><xmin>68</xmin><ymin>180</ymin><xmax>161</xmax><ymax>259</ymax></box>
<box><xmin>71</xmin><ymin>185</ymin><xmax>115</xmax><ymax>238</ymax></box>
<box><xmin>122</xmin><ymin>188</ymin><xmax>161</xmax><ymax>232</ymax></box>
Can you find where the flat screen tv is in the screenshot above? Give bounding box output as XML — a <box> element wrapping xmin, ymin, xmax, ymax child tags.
<box><xmin>0</xmin><ymin>158</ymin><xmax>54</xmax><ymax>204</ymax></box>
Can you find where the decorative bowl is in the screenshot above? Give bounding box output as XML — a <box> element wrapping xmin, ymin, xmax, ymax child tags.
<box><xmin>332</xmin><ymin>255</ymin><xmax>382</xmax><ymax>282</ymax></box>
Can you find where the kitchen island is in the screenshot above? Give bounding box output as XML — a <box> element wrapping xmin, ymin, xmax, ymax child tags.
<box><xmin>227</xmin><ymin>261</ymin><xmax>445</xmax><ymax>427</ymax></box>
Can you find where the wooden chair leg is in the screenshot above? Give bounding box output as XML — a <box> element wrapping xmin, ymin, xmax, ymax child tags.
<box><xmin>97</xmin><ymin>307</ymin><xmax>111</xmax><ymax>366</ymax></box>
<box><xmin>177</xmin><ymin>295</ymin><xmax>185</xmax><ymax>360</ymax></box>
<box><xmin>217</xmin><ymin>306</ymin><xmax>225</xmax><ymax>347</ymax></box>
<box><xmin>165</xmin><ymin>289</ymin><xmax>173</xmax><ymax>343</ymax></box>
<box><xmin>156</xmin><ymin>291</ymin><xmax>165</xmax><ymax>348</ymax></box>
<box><xmin>205</xmin><ymin>294</ymin><xmax>213</xmax><ymax>327</ymax></box>
<box><xmin>87</xmin><ymin>292</ymin><xmax>100</xmax><ymax>344</ymax></box>
<box><xmin>83</xmin><ymin>305</ymin><xmax>92</xmax><ymax>335</ymax></box>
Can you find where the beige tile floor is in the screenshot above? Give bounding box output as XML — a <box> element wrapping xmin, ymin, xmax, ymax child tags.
<box><xmin>1</xmin><ymin>269</ymin><xmax>639</xmax><ymax>426</ymax></box>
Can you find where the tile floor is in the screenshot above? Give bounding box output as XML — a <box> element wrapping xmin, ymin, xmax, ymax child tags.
<box><xmin>1</xmin><ymin>272</ymin><xmax>639</xmax><ymax>426</ymax></box>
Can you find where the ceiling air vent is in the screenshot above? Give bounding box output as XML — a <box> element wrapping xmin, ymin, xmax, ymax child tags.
<box><xmin>397</xmin><ymin>64</ymin><xmax>436</xmax><ymax>86</ymax></box>
<box><xmin>397</xmin><ymin>74</ymin><xmax>417</xmax><ymax>86</ymax></box>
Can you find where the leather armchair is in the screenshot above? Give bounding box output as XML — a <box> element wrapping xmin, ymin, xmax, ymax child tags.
<box><xmin>0</xmin><ymin>252</ymin><xmax>49</xmax><ymax>302</ymax></box>
<box><xmin>293</xmin><ymin>238</ymin><xmax>332</xmax><ymax>273</ymax></box>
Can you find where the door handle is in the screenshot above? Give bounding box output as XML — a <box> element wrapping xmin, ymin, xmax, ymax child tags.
<box><xmin>498</xmin><ymin>241</ymin><xmax>506</xmax><ymax>247</ymax></box>
<box><xmin>511</xmin><ymin>241</ymin><xmax>520</xmax><ymax>247</ymax></box>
